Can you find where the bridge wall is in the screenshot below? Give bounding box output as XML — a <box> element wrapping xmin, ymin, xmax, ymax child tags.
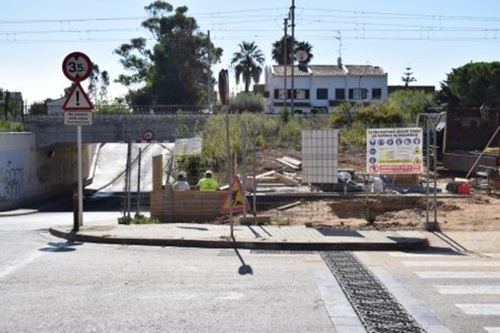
<box><xmin>23</xmin><ymin>114</ymin><xmax>207</xmax><ymax>149</ymax></box>
<box><xmin>0</xmin><ymin>133</ymin><xmax>92</xmax><ymax>211</ymax></box>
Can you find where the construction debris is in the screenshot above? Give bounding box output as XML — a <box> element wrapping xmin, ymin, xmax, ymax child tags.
<box><xmin>277</xmin><ymin>201</ymin><xmax>302</xmax><ymax>211</ymax></box>
<box><xmin>276</xmin><ymin>156</ymin><xmax>302</xmax><ymax>170</ymax></box>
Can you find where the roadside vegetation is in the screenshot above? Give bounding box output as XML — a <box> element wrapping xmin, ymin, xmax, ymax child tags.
<box><xmin>0</xmin><ymin>120</ymin><xmax>23</xmax><ymax>132</ymax></box>
<box><xmin>193</xmin><ymin>89</ymin><xmax>439</xmax><ymax>175</ymax></box>
<box><xmin>118</xmin><ymin>214</ymin><xmax>160</xmax><ymax>225</ymax></box>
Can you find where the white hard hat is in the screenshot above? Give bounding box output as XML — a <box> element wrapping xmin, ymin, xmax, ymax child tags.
<box><xmin>178</xmin><ymin>171</ymin><xmax>186</xmax><ymax>178</ymax></box>
<box><xmin>205</xmin><ymin>170</ymin><xmax>213</xmax><ymax>176</ymax></box>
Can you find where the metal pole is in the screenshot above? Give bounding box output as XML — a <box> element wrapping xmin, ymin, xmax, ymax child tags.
<box><xmin>136</xmin><ymin>147</ymin><xmax>142</xmax><ymax>216</ymax></box>
<box><xmin>126</xmin><ymin>142</ymin><xmax>132</xmax><ymax>219</ymax></box>
<box><xmin>425</xmin><ymin>118</ymin><xmax>430</xmax><ymax>223</ymax></box>
<box><xmin>207</xmin><ymin>30</ymin><xmax>212</xmax><ymax>113</ymax></box>
<box><xmin>283</xmin><ymin>18</ymin><xmax>288</xmax><ymax>109</ymax></box>
<box><xmin>77</xmin><ymin>125</ymin><xmax>83</xmax><ymax>227</ymax></box>
<box><xmin>225</xmin><ymin>106</ymin><xmax>233</xmax><ymax>237</ymax></box>
<box><xmin>423</xmin><ymin>115</ymin><xmax>438</xmax><ymax>231</ymax></box>
<box><xmin>290</xmin><ymin>1</ymin><xmax>295</xmax><ymax>114</ymax></box>
<box><xmin>432</xmin><ymin>121</ymin><xmax>438</xmax><ymax>224</ymax></box>
<box><xmin>242</xmin><ymin>123</ymin><xmax>247</xmax><ymax>218</ymax></box>
<box><xmin>252</xmin><ymin>130</ymin><xmax>257</xmax><ymax>215</ymax></box>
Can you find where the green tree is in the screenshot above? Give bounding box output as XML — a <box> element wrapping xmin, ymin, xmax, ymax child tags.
<box><xmin>438</xmin><ymin>61</ymin><xmax>500</xmax><ymax>107</ymax></box>
<box><xmin>0</xmin><ymin>89</ymin><xmax>23</xmax><ymax>119</ymax></box>
<box><xmin>231</xmin><ymin>41</ymin><xmax>265</xmax><ymax>93</ymax></box>
<box><xmin>114</xmin><ymin>2</ymin><xmax>222</xmax><ymax>106</ymax></box>
<box><xmin>29</xmin><ymin>102</ymin><xmax>47</xmax><ymax>115</ymax></box>
<box><xmin>388</xmin><ymin>89</ymin><xmax>437</xmax><ymax>121</ymax></box>
<box><xmin>88</xmin><ymin>63</ymin><xmax>110</xmax><ymax>104</ymax></box>
<box><xmin>328</xmin><ymin>102</ymin><xmax>357</xmax><ymax>127</ymax></box>
<box><xmin>401</xmin><ymin>67</ymin><xmax>416</xmax><ymax>87</ymax></box>
<box><xmin>62</xmin><ymin>63</ymin><xmax>109</xmax><ymax>103</ymax></box>
<box><xmin>271</xmin><ymin>37</ymin><xmax>313</xmax><ymax>65</ymax></box>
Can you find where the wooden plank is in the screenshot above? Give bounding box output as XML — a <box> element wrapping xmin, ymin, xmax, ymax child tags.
<box><xmin>277</xmin><ymin>201</ymin><xmax>302</xmax><ymax>211</ymax></box>
<box><xmin>281</xmin><ymin>156</ymin><xmax>302</xmax><ymax>167</ymax></box>
<box><xmin>276</xmin><ymin>158</ymin><xmax>300</xmax><ymax>170</ymax></box>
<box><xmin>274</xmin><ymin>172</ymin><xmax>299</xmax><ymax>185</ymax></box>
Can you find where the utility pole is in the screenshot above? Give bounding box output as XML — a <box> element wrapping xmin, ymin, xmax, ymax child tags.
<box><xmin>283</xmin><ymin>18</ymin><xmax>288</xmax><ymax>109</ymax></box>
<box><xmin>290</xmin><ymin>0</ymin><xmax>295</xmax><ymax>114</ymax></box>
<box><xmin>207</xmin><ymin>30</ymin><xmax>212</xmax><ymax>113</ymax></box>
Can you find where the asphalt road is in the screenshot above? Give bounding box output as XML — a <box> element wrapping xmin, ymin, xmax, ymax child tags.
<box><xmin>0</xmin><ymin>212</ymin><xmax>336</xmax><ymax>332</ymax></box>
<box><xmin>1</xmin><ymin>211</ymin><xmax>499</xmax><ymax>332</ymax></box>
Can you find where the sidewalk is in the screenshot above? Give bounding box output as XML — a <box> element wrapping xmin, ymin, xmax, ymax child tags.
<box><xmin>4</xmin><ymin>208</ymin><xmax>498</xmax><ymax>252</ymax></box>
<box><xmin>49</xmin><ymin>222</ymin><xmax>429</xmax><ymax>251</ymax></box>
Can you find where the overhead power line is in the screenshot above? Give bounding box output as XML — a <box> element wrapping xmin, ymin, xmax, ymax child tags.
<box><xmin>0</xmin><ymin>8</ymin><xmax>499</xmax><ymax>44</ymax></box>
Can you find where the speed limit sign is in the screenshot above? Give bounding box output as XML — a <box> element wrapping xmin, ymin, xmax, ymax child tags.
<box><xmin>62</xmin><ymin>52</ymin><xmax>93</xmax><ymax>82</ymax></box>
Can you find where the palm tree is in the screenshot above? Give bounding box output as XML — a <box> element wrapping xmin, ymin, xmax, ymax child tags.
<box><xmin>295</xmin><ymin>41</ymin><xmax>313</xmax><ymax>64</ymax></box>
<box><xmin>271</xmin><ymin>38</ymin><xmax>314</xmax><ymax>65</ymax></box>
<box><xmin>271</xmin><ymin>36</ymin><xmax>293</xmax><ymax>65</ymax></box>
<box><xmin>231</xmin><ymin>41</ymin><xmax>265</xmax><ymax>93</ymax></box>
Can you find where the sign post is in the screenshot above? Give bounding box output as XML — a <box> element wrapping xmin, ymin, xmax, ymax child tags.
<box><xmin>218</xmin><ymin>69</ymin><xmax>234</xmax><ymax>238</ymax></box>
<box><xmin>62</xmin><ymin>52</ymin><xmax>94</xmax><ymax>231</ymax></box>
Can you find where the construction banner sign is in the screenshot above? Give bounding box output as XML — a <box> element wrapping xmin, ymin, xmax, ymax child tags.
<box><xmin>220</xmin><ymin>176</ymin><xmax>251</xmax><ymax>214</ymax></box>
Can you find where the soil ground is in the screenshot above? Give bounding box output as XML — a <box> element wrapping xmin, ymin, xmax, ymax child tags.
<box><xmin>248</xmin><ymin>148</ymin><xmax>500</xmax><ymax>232</ymax></box>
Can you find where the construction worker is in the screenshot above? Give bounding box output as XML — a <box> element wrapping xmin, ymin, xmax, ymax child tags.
<box><xmin>196</xmin><ymin>170</ymin><xmax>219</xmax><ymax>191</ymax></box>
<box><xmin>172</xmin><ymin>171</ymin><xmax>190</xmax><ymax>191</ymax></box>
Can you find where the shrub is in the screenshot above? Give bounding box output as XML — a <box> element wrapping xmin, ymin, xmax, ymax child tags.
<box><xmin>118</xmin><ymin>214</ymin><xmax>160</xmax><ymax>225</ymax></box>
<box><xmin>229</xmin><ymin>92</ymin><xmax>265</xmax><ymax>113</ymax></box>
<box><xmin>0</xmin><ymin>120</ymin><xmax>23</xmax><ymax>132</ymax></box>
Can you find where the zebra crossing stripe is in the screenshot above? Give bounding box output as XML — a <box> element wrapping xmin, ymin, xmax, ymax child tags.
<box><xmin>389</xmin><ymin>252</ymin><xmax>466</xmax><ymax>258</ymax></box>
<box><xmin>403</xmin><ymin>261</ymin><xmax>500</xmax><ymax>267</ymax></box>
<box><xmin>417</xmin><ymin>271</ymin><xmax>500</xmax><ymax>279</ymax></box>
<box><xmin>456</xmin><ymin>304</ymin><xmax>500</xmax><ymax>315</ymax></box>
<box><xmin>484</xmin><ymin>327</ymin><xmax>500</xmax><ymax>332</ymax></box>
<box><xmin>435</xmin><ymin>285</ymin><xmax>500</xmax><ymax>294</ymax></box>
<box><xmin>390</xmin><ymin>252</ymin><xmax>500</xmax><ymax>258</ymax></box>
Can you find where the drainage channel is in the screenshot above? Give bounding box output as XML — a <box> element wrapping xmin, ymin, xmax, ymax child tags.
<box><xmin>321</xmin><ymin>251</ymin><xmax>425</xmax><ymax>333</ymax></box>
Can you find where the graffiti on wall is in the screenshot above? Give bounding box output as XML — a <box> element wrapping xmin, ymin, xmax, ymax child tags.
<box><xmin>0</xmin><ymin>152</ymin><xmax>24</xmax><ymax>201</ymax></box>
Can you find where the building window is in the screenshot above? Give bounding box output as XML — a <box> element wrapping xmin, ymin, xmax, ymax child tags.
<box><xmin>295</xmin><ymin>89</ymin><xmax>310</xmax><ymax>100</ymax></box>
<box><xmin>372</xmin><ymin>88</ymin><xmax>382</xmax><ymax>100</ymax></box>
<box><xmin>316</xmin><ymin>88</ymin><xmax>328</xmax><ymax>100</ymax></box>
<box><xmin>274</xmin><ymin>89</ymin><xmax>310</xmax><ymax>100</ymax></box>
<box><xmin>264</xmin><ymin>91</ymin><xmax>270</xmax><ymax>98</ymax></box>
<box><xmin>274</xmin><ymin>89</ymin><xmax>290</xmax><ymax>99</ymax></box>
<box><xmin>335</xmin><ymin>89</ymin><xmax>345</xmax><ymax>100</ymax></box>
<box><xmin>348</xmin><ymin>88</ymin><xmax>367</xmax><ymax>100</ymax></box>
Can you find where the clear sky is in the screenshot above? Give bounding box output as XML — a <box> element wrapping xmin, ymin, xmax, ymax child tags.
<box><xmin>1</xmin><ymin>0</ymin><xmax>500</xmax><ymax>104</ymax></box>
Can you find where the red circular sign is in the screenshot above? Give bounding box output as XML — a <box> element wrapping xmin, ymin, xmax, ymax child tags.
<box><xmin>62</xmin><ymin>52</ymin><xmax>93</xmax><ymax>82</ymax></box>
<box><xmin>143</xmin><ymin>130</ymin><xmax>154</xmax><ymax>142</ymax></box>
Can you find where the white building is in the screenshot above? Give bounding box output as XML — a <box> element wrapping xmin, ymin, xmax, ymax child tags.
<box><xmin>46</xmin><ymin>97</ymin><xmax>65</xmax><ymax>114</ymax></box>
<box><xmin>262</xmin><ymin>60</ymin><xmax>388</xmax><ymax>113</ymax></box>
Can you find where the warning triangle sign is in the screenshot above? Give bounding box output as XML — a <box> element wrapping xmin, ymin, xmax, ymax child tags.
<box><xmin>63</xmin><ymin>83</ymin><xmax>93</xmax><ymax>111</ymax></box>
<box><xmin>220</xmin><ymin>176</ymin><xmax>251</xmax><ymax>214</ymax></box>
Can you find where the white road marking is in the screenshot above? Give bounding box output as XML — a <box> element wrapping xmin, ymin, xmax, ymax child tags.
<box><xmin>390</xmin><ymin>252</ymin><xmax>467</xmax><ymax>258</ymax></box>
<box><xmin>0</xmin><ymin>243</ymin><xmax>67</xmax><ymax>280</ymax></box>
<box><xmin>435</xmin><ymin>285</ymin><xmax>500</xmax><ymax>294</ymax></box>
<box><xmin>403</xmin><ymin>260</ymin><xmax>500</xmax><ymax>267</ymax></box>
<box><xmin>417</xmin><ymin>271</ymin><xmax>500</xmax><ymax>279</ymax></box>
<box><xmin>0</xmin><ymin>250</ymin><xmax>43</xmax><ymax>280</ymax></box>
<box><xmin>369</xmin><ymin>267</ymin><xmax>452</xmax><ymax>333</ymax></box>
<box><xmin>484</xmin><ymin>327</ymin><xmax>500</xmax><ymax>333</ymax></box>
<box><xmin>456</xmin><ymin>304</ymin><xmax>500</xmax><ymax>315</ymax></box>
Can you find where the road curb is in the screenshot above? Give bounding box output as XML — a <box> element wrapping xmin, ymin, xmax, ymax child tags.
<box><xmin>49</xmin><ymin>227</ymin><xmax>429</xmax><ymax>252</ymax></box>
